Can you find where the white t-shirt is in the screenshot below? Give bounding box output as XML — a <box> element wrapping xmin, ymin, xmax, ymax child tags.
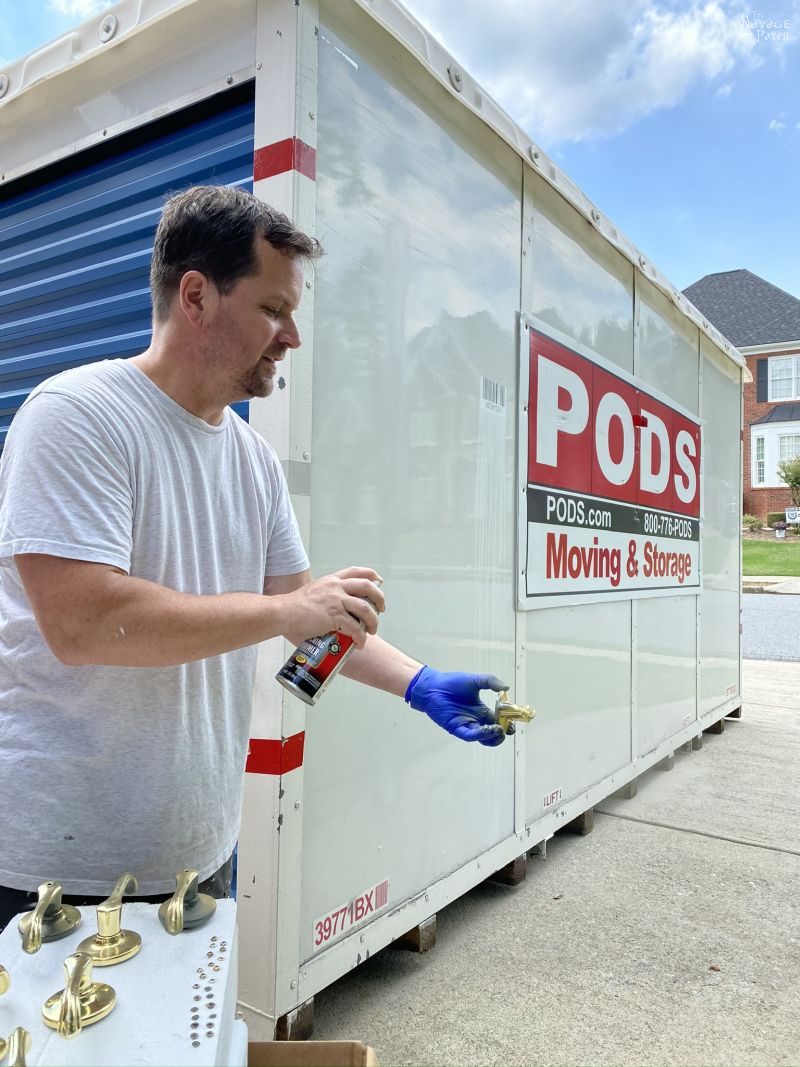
<box><xmin>0</xmin><ymin>359</ymin><xmax>309</xmax><ymax>895</ymax></box>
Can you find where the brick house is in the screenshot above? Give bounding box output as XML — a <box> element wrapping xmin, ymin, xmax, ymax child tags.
<box><xmin>683</xmin><ymin>269</ymin><xmax>800</xmax><ymax>521</ymax></box>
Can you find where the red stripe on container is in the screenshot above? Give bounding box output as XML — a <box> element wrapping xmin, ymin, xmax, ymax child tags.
<box><xmin>246</xmin><ymin>732</ymin><xmax>305</xmax><ymax>775</ymax></box>
<box><xmin>254</xmin><ymin>138</ymin><xmax>316</xmax><ymax>181</ymax></box>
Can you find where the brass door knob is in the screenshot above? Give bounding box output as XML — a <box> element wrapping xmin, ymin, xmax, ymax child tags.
<box><xmin>0</xmin><ymin>1024</ymin><xmax>32</xmax><ymax>1067</ymax></box>
<box><xmin>158</xmin><ymin>869</ymin><xmax>216</xmax><ymax>934</ymax></box>
<box><xmin>0</xmin><ymin>965</ymin><xmax>9</xmax><ymax>994</ymax></box>
<box><xmin>1</xmin><ymin>1027</ymin><xmax>32</xmax><ymax>1067</ymax></box>
<box><xmin>77</xmin><ymin>873</ymin><xmax>141</xmax><ymax>966</ymax></box>
<box><xmin>494</xmin><ymin>690</ymin><xmax>536</xmax><ymax>734</ymax></box>
<box><xmin>18</xmin><ymin>882</ymin><xmax>81</xmax><ymax>954</ymax></box>
<box><xmin>42</xmin><ymin>953</ymin><xmax>115</xmax><ymax>1038</ymax></box>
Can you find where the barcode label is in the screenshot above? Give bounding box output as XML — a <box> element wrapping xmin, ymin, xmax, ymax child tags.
<box><xmin>481</xmin><ymin>377</ymin><xmax>506</xmax><ymax>414</ymax></box>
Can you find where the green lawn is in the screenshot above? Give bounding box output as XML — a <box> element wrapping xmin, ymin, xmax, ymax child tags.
<box><xmin>742</xmin><ymin>539</ymin><xmax>800</xmax><ymax>576</ymax></box>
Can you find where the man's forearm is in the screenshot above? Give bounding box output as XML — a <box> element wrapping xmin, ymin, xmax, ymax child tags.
<box><xmin>62</xmin><ymin>574</ymin><xmax>293</xmax><ymax>668</ymax></box>
<box><xmin>340</xmin><ymin>634</ymin><xmax>422</xmax><ymax>698</ymax></box>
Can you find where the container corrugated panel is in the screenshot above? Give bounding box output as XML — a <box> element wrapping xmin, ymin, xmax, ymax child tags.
<box><xmin>0</xmin><ymin>86</ymin><xmax>255</xmax><ymax>447</ymax></box>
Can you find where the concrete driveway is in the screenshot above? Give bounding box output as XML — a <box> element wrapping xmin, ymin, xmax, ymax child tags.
<box><xmin>311</xmin><ymin>660</ymin><xmax>800</xmax><ymax>1066</ymax></box>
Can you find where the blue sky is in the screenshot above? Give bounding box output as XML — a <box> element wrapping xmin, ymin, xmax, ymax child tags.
<box><xmin>2</xmin><ymin>0</ymin><xmax>798</xmax><ymax>297</ymax></box>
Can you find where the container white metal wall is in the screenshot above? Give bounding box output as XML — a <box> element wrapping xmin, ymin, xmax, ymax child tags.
<box><xmin>0</xmin><ymin>0</ymin><xmax>745</xmax><ymax>1042</ymax></box>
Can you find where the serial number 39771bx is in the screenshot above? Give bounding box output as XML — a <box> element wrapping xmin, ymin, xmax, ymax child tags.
<box><xmin>313</xmin><ymin>879</ymin><xmax>389</xmax><ymax>949</ymax></box>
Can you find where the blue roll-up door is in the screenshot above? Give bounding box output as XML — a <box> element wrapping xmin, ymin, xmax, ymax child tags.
<box><xmin>0</xmin><ymin>85</ymin><xmax>255</xmax><ymax>447</ymax></box>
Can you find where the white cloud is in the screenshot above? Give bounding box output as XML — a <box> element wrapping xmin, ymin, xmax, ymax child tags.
<box><xmin>47</xmin><ymin>0</ymin><xmax>112</xmax><ymax>17</ymax></box>
<box><xmin>769</xmin><ymin>118</ymin><xmax>787</xmax><ymax>131</ymax></box>
<box><xmin>715</xmin><ymin>82</ymin><xmax>734</xmax><ymax>96</ymax></box>
<box><xmin>402</xmin><ymin>0</ymin><xmax>760</xmax><ymax>144</ymax></box>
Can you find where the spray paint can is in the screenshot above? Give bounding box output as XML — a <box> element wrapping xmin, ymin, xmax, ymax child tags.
<box><xmin>275</xmin><ymin>583</ymin><xmax>382</xmax><ymax>706</ymax></box>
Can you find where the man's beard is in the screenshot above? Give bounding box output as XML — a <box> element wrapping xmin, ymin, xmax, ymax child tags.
<box><xmin>239</xmin><ymin>355</ymin><xmax>279</xmax><ymax>399</ymax></box>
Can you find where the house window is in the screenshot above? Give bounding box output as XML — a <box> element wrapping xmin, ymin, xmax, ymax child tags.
<box><xmin>768</xmin><ymin>356</ymin><xmax>800</xmax><ymax>401</ymax></box>
<box><xmin>779</xmin><ymin>435</ymin><xmax>800</xmax><ymax>462</ymax></box>
<box><xmin>754</xmin><ymin>437</ymin><xmax>765</xmax><ymax>486</ymax></box>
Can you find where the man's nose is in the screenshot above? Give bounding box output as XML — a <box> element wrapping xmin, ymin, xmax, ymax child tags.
<box><xmin>279</xmin><ymin>321</ymin><xmax>302</xmax><ymax>350</ymax></box>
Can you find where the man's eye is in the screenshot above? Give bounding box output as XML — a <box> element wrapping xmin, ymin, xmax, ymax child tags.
<box><xmin>263</xmin><ymin>307</ymin><xmax>281</xmax><ymax>317</ymax></box>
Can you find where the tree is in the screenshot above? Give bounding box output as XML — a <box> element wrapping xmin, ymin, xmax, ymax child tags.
<box><xmin>777</xmin><ymin>456</ymin><xmax>800</xmax><ymax>506</ymax></box>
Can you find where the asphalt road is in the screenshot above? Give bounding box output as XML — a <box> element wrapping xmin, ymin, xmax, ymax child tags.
<box><xmin>742</xmin><ymin>592</ymin><xmax>800</xmax><ymax>661</ymax></box>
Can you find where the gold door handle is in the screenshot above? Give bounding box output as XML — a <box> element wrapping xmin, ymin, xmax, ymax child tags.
<box><xmin>42</xmin><ymin>953</ymin><xmax>115</xmax><ymax>1038</ymax></box>
<box><xmin>494</xmin><ymin>690</ymin><xmax>536</xmax><ymax>734</ymax></box>
<box><xmin>158</xmin><ymin>869</ymin><xmax>216</xmax><ymax>935</ymax></box>
<box><xmin>18</xmin><ymin>882</ymin><xmax>81</xmax><ymax>954</ymax></box>
<box><xmin>2</xmin><ymin>1028</ymin><xmax>32</xmax><ymax>1067</ymax></box>
<box><xmin>77</xmin><ymin>873</ymin><xmax>141</xmax><ymax>966</ymax></box>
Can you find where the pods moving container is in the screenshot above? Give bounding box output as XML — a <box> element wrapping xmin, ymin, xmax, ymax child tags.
<box><xmin>0</xmin><ymin>0</ymin><xmax>745</xmax><ymax>1039</ymax></box>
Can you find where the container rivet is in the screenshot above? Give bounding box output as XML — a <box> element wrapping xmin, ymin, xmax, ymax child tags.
<box><xmin>294</xmin><ymin>800</ymin><xmax>301</xmax><ymax>809</ymax></box>
<box><xmin>302</xmin><ymin>451</ymin><xmax>310</xmax><ymax>460</ymax></box>
<box><xmin>529</xmin><ymin>147</ymin><xmax>540</xmax><ymax>164</ymax></box>
<box><xmin>256</xmin><ymin>61</ymin><xmax>263</xmax><ymax>70</ymax></box>
<box><xmin>99</xmin><ymin>14</ymin><xmax>118</xmax><ymax>43</ymax></box>
<box><xmin>639</xmin><ymin>255</ymin><xmax>647</xmax><ymax>269</ymax></box>
<box><xmin>305</xmin><ymin>280</ymin><xmax>312</xmax><ymax>289</ymax></box>
<box><xmin>290</xmin><ymin>980</ymin><xmax>297</xmax><ymax>989</ymax></box>
<box><xmin>226</xmin><ymin>75</ymin><xmax>234</xmax><ymax>85</ymax></box>
<box><xmin>447</xmin><ymin>65</ymin><xmax>463</xmax><ymax>91</ymax></box>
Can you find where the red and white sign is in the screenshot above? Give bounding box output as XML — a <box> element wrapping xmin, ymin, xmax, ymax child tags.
<box><xmin>519</xmin><ymin>321</ymin><xmax>702</xmax><ymax>607</ymax></box>
<box><xmin>312</xmin><ymin>879</ymin><xmax>389</xmax><ymax>952</ymax></box>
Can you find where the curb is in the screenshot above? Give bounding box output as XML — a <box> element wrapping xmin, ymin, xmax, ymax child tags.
<box><xmin>742</xmin><ymin>583</ymin><xmax>800</xmax><ymax>595</ymax></box>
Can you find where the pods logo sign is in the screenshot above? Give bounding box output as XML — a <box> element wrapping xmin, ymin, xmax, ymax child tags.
<box><xmin>528</xmin><ymin>329</ymin><xmax>701</xmax><ymax>518</ymax></box>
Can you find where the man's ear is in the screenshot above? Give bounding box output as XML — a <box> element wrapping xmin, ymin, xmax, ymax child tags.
<box><xmin>178</xmin><ymin>270</ymin><xmax>218</xmax><ymax>326</ymax></box>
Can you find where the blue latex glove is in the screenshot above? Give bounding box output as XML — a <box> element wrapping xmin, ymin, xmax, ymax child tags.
<box><xmin>405</xmin><ymin>666</ymin><xmax>509</xmax><ymax>747</ymax></box>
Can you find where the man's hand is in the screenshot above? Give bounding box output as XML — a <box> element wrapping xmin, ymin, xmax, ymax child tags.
<box><xmin>404</xmin><ymin>667</ymin><xmax>508</xmax><ymax>746</ymax></box>
<box><xmin>278</xmin><ymin>567</ymin><xmax>385</xmax><ymax>650</ymax></box>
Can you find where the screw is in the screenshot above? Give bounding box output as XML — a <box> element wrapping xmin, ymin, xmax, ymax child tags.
<box><xmin>447</xmin><ymin>65</ymin><xmax>463</xmax><ymax>91</ymax></box>
<box><xmin>294</xmin><ymin>800</ymin><xmax>301</xmax><ymax>809</ymax></box>
<box><xmin>99</xmin><ymin>13</ymin><xmax>118</xmax><ymax>42</ymax></box>
<box><xmin>226</xmin><ymin>75</ymin><xmax>234</xmax><ymax>85</ymax></box>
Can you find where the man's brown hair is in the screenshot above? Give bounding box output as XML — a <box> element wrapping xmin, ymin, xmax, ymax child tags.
<box><xmin>150</xmin><ymin>185</ymin><xmax>323</xmax><ymax>322</ymax></box>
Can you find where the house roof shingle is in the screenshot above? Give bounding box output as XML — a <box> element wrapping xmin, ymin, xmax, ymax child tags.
<box><xmin>751</xmin><ymin>403</ymin><xmax>800</xmax><ymax>425</ymax></box>
<box><xmin>683</xmin><ymin>269</ymin><xmax>800</xmax><ymax>348</ymax></box>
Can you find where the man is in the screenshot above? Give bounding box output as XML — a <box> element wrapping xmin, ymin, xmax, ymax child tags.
<box><xmin>0</xmin><ymin>185</ymin><xmax>506</xmax><ymax>930</ymax></box>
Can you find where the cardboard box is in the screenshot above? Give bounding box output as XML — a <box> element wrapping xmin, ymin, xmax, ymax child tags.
<box><xmin>248</xmin><ymin>1041</ymin><xmax>378</xmax><ymax>1066</ymax></box>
